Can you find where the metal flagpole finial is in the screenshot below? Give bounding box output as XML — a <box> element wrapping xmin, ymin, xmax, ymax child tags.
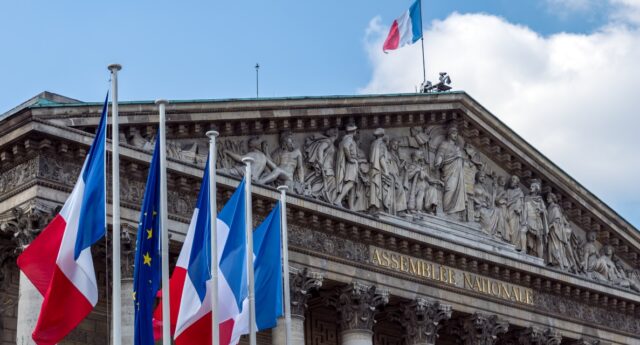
<box><xmin>206</xmin><ymin>130</ymin><xmax>219</xmax><ymax>139</ymax></box>
<box><xmin>155</xmin><ymin>99</ymin><xmax>168</xmax><ymax>106</ymax></box>
<box><xmin>108</xmin><ymin>64</ymin><xmax>122</xmax><ymax>72</ymax></box>
<box><xmin>277</xmin><ymin>185</ymin><xmax>289</xmax><ymax>193</ymax></box>
<box><xmin>242</xmin><ymin>156</ymin><xmax>255</xmax><ymax>165</ymax></box>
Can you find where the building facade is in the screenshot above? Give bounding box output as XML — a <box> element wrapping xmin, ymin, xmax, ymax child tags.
<box><xmin>1</xmin><ymin>91</ymin><xmax>639</xmax><ymax>345</ymax></box>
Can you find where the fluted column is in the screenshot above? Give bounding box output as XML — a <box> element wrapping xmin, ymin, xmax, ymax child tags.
<box><xmin>326</xmin><ymin>281</ymin><xmax>389</xmax><ymax>345</ymax></box>
<box><xmin>121</xmin><ymin>229</ymin><xmax>136</xmax><ymax>345</ymax></box>
<box><xmin>451</xmin><ymin>312</ymin><xmax>509</xmax><ymax>345</ymax></box>
<box><xmin>7</xmin><ymin>206</ymin><xmax>53</xmax><ymax>345</ymax></box>
<box><xmin>390</xmin><ymin>298</ymin><xmax>451</xmax><ymax>345</ymax></box>
<box><xmin>272</xmin><ymin>267</ymin><xmax>324</xmax><ymax>345</ymax></box>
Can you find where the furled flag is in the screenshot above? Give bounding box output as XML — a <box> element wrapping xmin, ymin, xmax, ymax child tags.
<box><xmin>17</xmin><ymin>94</ymin><xmax>108</xmax><ymax>345</ymax></box>
<box><xmin>132</xmin><ymin>136</ymin><xmax>161</xmax><ymax>345</ymax></box>
<box><xmin>154</xmin><ymin>161</ymin><xmax>250</xmax><ymax>345</ymax></box>
<box><xmin>253</xmin><ymin>202</ymin><xmax>283</xmax><ymax>331</ymax></box>
<box><xmin>383</xmin><ymin>0</ymin><xmax>423</xmax><ymax>52</ymax></box>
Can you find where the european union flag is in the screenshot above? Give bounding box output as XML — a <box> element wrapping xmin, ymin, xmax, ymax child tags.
<box><xmin>132</xmin><ymin>136</ymin><xmax>161</xmax><ymax>345</ymax></box>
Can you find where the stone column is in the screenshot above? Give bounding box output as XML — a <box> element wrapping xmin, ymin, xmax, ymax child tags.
<box><xmin>390</xmin><ymin>298</ymin><xmax>452</xmax><ymax>345</ymax></box>
<box><xmin>452</xmin><ymin>312</ymin><xmax>509</xmax><ymax>345</ymax></box>
<box><xmin>121</xmin><ymin>229</ymin><xmax>136</xmax><ymax>345</ymax></box>
<box><xmin>326</xmin><ymin>281</ymin><xmax>389</xmax><ymax>345</ymax></box>
<box><xmin>503</xmin><ymin>327</ymin><xmax>562</xmax><ymax>345</ymax></box>
<box><xmin>272</xmin><ymin>267</ymin><xmax>323</xmax><ymax>345</ymax></box>
<box><xmin>7</xmin><ymin>206</ymin><xmax>52</xmax><ymax>345</ymax></box>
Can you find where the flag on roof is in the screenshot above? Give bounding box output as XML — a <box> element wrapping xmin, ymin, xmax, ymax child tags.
<box><xmin>383</xmin><ymin>0</ymin><xmax>423</xmax><ymax>52</ymax></box>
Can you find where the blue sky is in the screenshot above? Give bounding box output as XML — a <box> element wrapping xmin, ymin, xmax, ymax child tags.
<box><xmin>0</xmin><ymin>0</ymin><xmax>610</xmax><ymax>110</ymax></box>
<box><xmin>1</xmin><ymin>0</ymin><xmax>638</xmax><ymax>229</ymax></box>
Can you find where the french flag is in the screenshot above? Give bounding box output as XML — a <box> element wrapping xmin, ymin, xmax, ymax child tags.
<box><xmin>156</xmin><ymin>160</ymin><xmax>250</xmax><ymax>345</ymax></box>
<box><xmin>17</xmin><ymin>94</ymin><xmax>108</xmax><ymax>345</ymax></box>
<box><xmin>383</xmin><ymin>0</ymin><xmax>423</xmax><ymax>52</ymax></box>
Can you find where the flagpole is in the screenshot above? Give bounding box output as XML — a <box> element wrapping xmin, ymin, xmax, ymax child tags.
<box><xmin>276</xmin><ymin>186</ymin><xmax>292</xmax><ymax>345</ymax></box>
<box><xmin>156</xmin><ymin>99</ymin><xmax>171</xmax><ymax>345</ymax></box>
<box><xmin>108</xmin><ymin>63</ymin><xmax>122</xmax><ymax>345</ymax></box>
<box><xmin>206</xmin><ymin>130</ymin><xmax>220</xmax><ymax>345</ymax></box>
<box><xmin>419</xmin><ymin>0</ymin><xmax>427</xmax><ymax>86</ymax></box>
<box><xmin>242</xmin><ymin>157</ymin><xmax>257</xmax><ymax>345</ymax></box>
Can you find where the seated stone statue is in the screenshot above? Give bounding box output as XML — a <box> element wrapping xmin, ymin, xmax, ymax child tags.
<box><xmin>258</xmin><ymin>131</ymin><xmax>305</xmax><ymax>191</ymax></box>
<box><xmin>219</xmin><ymin>137</ymin><xmax>272</xmax><ymax>181</ymax></box>
<box><xmin>405</xmin><ymin>151</ymin><xmax>442</xmax><ymax>215</ymax></box>
<box><xmin>471</xmin><ymin>171</ymin><xmax>506</xmax><ymax>239</ymax></box>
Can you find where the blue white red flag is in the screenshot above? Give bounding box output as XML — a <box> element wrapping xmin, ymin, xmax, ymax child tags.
<box><xmin>383</xmin><ymin>0</ymin><xmax>423</xmax><ymax>52</ymax></box>
<box><xmin>17</xmin><ymin>93</ymin><xmax>108</xmax><ymax>345</ymax></box>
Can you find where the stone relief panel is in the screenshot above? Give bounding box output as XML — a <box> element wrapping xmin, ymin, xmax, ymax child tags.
<box><xmin>208</xmin><ymin>122</ymin><xmax>640</xmax><ymax>294</ymax></box>
<box><xmin>0</xmin><ymin>158</ymin><xmax>37</xmax><ymax>195</ymax></box>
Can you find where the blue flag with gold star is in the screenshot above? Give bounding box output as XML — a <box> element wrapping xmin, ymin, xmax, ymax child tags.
<box><xmin>132</xmin><ymin>136</ymin><xmax>161</xmax><ymax>345</ymax></box>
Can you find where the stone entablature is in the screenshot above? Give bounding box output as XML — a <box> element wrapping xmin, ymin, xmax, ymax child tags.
<box><xmin>1</xmin><ymin>93</ymin><xmax>640</xmax><ymax>343</ymax></box>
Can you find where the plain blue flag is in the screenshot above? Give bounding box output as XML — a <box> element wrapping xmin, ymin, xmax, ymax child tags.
<box><xmin>132</xmin><ymin>136</ymin><xmax>162</xmax><ymax>345</ymax></box>
<box><xmin>253</xmin><ymin>202</ymin><xmax>284</xmax><ymax>330</ymax></box>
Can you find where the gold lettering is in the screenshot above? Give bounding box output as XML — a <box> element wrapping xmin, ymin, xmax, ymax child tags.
<box><xmin>474</xmin><ymin>276</ymin><xmax>482</xmax><ymax>292</ymax></box>
<box><xmin>490</xmin><ymin>281</ymin><xmax>500</xmax><ymax>296</ymax></box>
<box><xmin>391</xmin><ymin>253</ymin><xmax>399</xmax><ymax>269</ymax></box>
<box><xmin>464</xmin><ymin>273</ymin><xmax>473</xmax><ymax>289</ymax></box>
<box><xmin>500</xmin><ymin>284</ymin><xmax>510</xmax><ymax>299</ymax></box>
<box><xmin>372</xmin><ymin>249</ymin><xmax>382</xmax><ymax>266</ymax></box>
<box><xmin>439</xmin><ymin>266</ymin><xmax>447</xmax><ymax>282</ymax></box>
<box><xmin>511</xmin><ymin>286</ymin><xmax>521</xmax><ymax>303</ymax></box>
<box><xmin>448</xmin><ymin>268</ymin><xmax>456</xmax><ymax>286</ymax></box>
<box><xmin>400</xmin><ymin>255</ymin><xmax>408</xmax><ymax>272</ymax></box>
<box><xmin>425</xmin><ymin>263</ymin><xmax>432</xmax><ymax>279</ymax></box>
<box><xmin>409</xmin><ymin>258</ymin><xmax>419</xmax><ymax>275</ymax></box>
<box><xmin>525</xmin><ymin>290</ymin><xmax>534</xmax><ymax>305</ymax></box>
<box><xmin>381</xmin><ymin>250</ymin><xmax>390</xmax><ymax>267</ymax></box>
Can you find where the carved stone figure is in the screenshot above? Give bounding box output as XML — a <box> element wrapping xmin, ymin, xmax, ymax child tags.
<box><xmin>303</xmin><ymin>128</ymin><xmax>339</xmax><ymax>203</ymax></box>
<box><xmin>505</xmin><ymin>175</ymin><xmax>525</xmax><ymax>246</ymax></box>
<box><xmin>390</xmin><ymin>298</ymin><xmax>451</xmax><ymax>345</ymax></box>
<box><xmin>258</xmin><ymin>131</ymin><xmax>305</xmax><ymax>191</ymax></box>
<box><xmin>520</xmin><ymin>179</ymin><xmax>547</xmax><ymax>258</ymax></box>
<box><xmin>335</xmin><ymin>124</ymin><xmax>360</xmax><ymax>209</ymax></box>
<box><xmin>613</xmin><ymin>258</ymin><xmax>640</xmax><ymax>292</ymax></box>
<box><xmin>128</xmin><ymin>127</ymin><xmax>153</xmax><ymax>151</ymax></box>
<box><xmin>387</xmin><ymin>138</ymin><xmax>408</xmax><ymax>214</ymax></box>
<box><xmin>435</xmin><ymin>125</ymin><xmax>467</xmax><ymax>217</ymax></box>
<box><xmin>494</xmin><ymin>176</ymin><xmax>510</xmax><ymax>242</ymax></box>
<box><xmin>546</xmin><ymin>193</ymin><xmax>580</xmax><ymax>272</ymax></box>
<box><xmin>325</xmin><ymin>281</ymin><xmax>389</xmax><ymax>332</ymax></box>
<box><xmin>368</xmin><ymin>128</ymin><xmax>392</xmax><ymax>214</ymax></box>
<box><xmin>590</xmin><ymin>245</ymin><xmax>623</xmax><ymax>284</ymax></box>
<box><xmin>471</xmin><ymin>171</ymin><xmax>506</xmax><ymax>238</ymax></box>
<box><xmin>406</xmin><ymin>151</ymin><xmax>441</xmax><ymax>215</ymax></box>
<box><xmin>220</xmin><ymin>137</ymin><xmax>270</xmax><ymax>181</ymax></box>
<box><xmin>581</xmin><ymin>231</ymin><xmax>600</xmax><ymax>275</ymax></box>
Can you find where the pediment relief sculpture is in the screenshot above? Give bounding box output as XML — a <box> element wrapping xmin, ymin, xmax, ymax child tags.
<box><xmin>185</xmin><ymin>121</ymin><xmax>639</xmax><ymax>294</ymax></box>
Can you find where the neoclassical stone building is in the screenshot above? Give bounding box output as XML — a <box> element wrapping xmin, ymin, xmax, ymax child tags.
<box><xmin>1</xmin><ymin>91</ymin><xmax>639</xmax><ymax>345</ymax></box>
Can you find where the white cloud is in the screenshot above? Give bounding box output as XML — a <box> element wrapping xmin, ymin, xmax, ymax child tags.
<box><xmin>360</xmin><ymin>9</ymin><xmax>640</xmax><ymax>227</ymax></box>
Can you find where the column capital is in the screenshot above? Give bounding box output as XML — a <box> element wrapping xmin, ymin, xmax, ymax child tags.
<box><xmin>565</xmin><ymin>338</ymin><xmax>603</xmax><ymax>345</ymax></box>
<box><xmin>326</xmin><ymin>281</ymin><xmax>389</xmax><ymax>332</ymax></box>
<box><xmin>121</xmin><ymin>226</ymin><xmax>136</xmax><ymax>279</ymax></box>
<box><xmin>289</xmin><ymin>266</ymin><xmax>323</xmax><ymax>318</ymax></box>
<box><xmin>390</xmin><ymin>297</ymin><xmax>452</xmax><ymax>345</ymax></box>
<box><xmin>503</xmin><ymin>327</ymin><xmax>562</xmax><ymax>345</ymax></box>
<box><xmin>0</xmin><ymin>204</ymin><xmax>59</xmax><ymax>253</ymax></box>
<box><xmin>451</xmin><ymin>312</ymin><xmax>509</xmax><ymax>345</ymax></box>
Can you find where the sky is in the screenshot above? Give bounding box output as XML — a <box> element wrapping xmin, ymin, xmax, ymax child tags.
<box><xmin>0</xmin><ymin>0</ymin><xmax>638</xmax><ymax>228</ymax></box>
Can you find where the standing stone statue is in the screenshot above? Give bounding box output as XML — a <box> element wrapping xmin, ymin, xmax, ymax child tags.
<box><xmin>581</xmin><ymin>231</ymin><xmax>600</xmax><ymax>274</ymax></box>
<box><xmin>258</xmin><ymin>131</ymin><xmax>305</xmax><ymax>190</ymax></box>
<box><xmin>304</xmin><ymin>128</ymin><xmax>339</xmax><ymax>203</ymax></box>
<box><xmin>471</xmin><ymin>171</ymin><xmax>506</xmax><ymax>238</ymax></box>
<box><xmin>368</xmin><ymin>128</ymin><xmax>392</xmax><ymax>214</ymax></box>
<box><xmin>406</xmin><ymin>151</ymin><xmax>442</xmax><ymax>215</ymax></box>
<box><xmin>521</xmin><ymin>179</ymin><xmax>548</xmax><ymax>258</ymax></box>
<box><xmin>335</xmin><ymin>124</ymin><xmax>360</xmax><ymax>209</ymax></box>
<box><xmin>387</xmin><ymin>138</ymin><xmax>408</xmax><ymax>214</ymax></box>
<box><xmin>435</xmin><ymin>125</ymin><xmax>467</xmax><ymax>218</ymax></box>
<box><xmin>505</xmin><ymin>175</ymin><xmax>525</xmax><ymax>246</ymax></box>
<box><xmin>463</xmin><ymin>143</ymin><xmax>484</xmax><ymax>218</ymax></box>
<box><xmin>546</xmin><ymin>193</ymin><xmax>580</xmax><ymax>272</ymax></box>
<box><xmin>494</xmin><ymin>176</ymin><xmax>510</xmax><ymax>242</ymax></box>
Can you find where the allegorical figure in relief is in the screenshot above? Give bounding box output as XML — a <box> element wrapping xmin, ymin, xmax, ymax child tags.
<box><xmin>520</xmin><ymin>179</ymin><xmax>547</xmax><ymax>258</ymax></box>
<box><xmin>546</xmin><ymin>193</ymin><xmax>580</xmax><ymax>272</ymax></box>
<box><xmin>582</xmin><ymin>231</ymin><xmax>600</xmax><ymax>274</ymax></box>
<box><xmin>614</xmin><ymin>258</ymin><xmax>640</xmax><ymax>292</ymax></box>
<box><xmin>335</xmin><ymin>124</ymin><xmax>360</xmax><ymax>209</ymax></box>
<box><xmin>258</xmin><ymin>131</ymin><xmax>305</xmax><ymax>189</ymax></box>
<box><xmin>221</xmin><ymin>137</ymin><xmax>271</xmax><ymax>181</ymax></box>
<box><xmin>471</xmin><ymin>171</ymin><xmax>506</xmax><ymax>238</ymax></box>
<box><xmin>505</xmin><ymin>175</ymin><xmax>525</xmax><ymax>246</ymax></box>
<box><xmin>387</xmin><ymin>138</ymin><xmax>408</xmax><ymax>214</ymax></box>
<box><xmin>304</xmin><ymin>128</ymin><xmax>339</xmax><ymax>203</ymax></box>
<box><xmin>435</xmin><ymin>125</ymin><xmax>467</xmax><ymax>218</ymax></box>
<box><xmin>590</xmin><ymin>245</ymin><xmax>629</xmax><ymax>287</ymax></box>
<box><xmin>405</xmin><ymin>151</ymin><xmax>441</xmax><ymax>214</ymax></box>
<box><xmin>368</xmin><ymin>128</ymin><xmax>391</xmax><ymax>213</ymax></box>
